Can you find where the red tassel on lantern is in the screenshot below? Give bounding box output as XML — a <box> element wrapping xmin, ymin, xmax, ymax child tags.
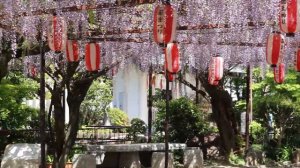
<box><xmin>266</xmin><ymin>32</ymin><xmax>285</xmax><ymax>67</ymax></box>
<box><xmin>153</xmin><ymin>4</ymin><xmax>177</xmax><ymax>44</ymax></box>
<box><xmin>47</xmin><ymin>16</ymin><xmax>67</xmax><ymax>52</ymax></box>
<box><xmin>208</xmin><ymin>54</ymin><xmax>224</xmax><ymax>86</ymax></box>
<box><xmin>165</xmin><ymin>43</ymin><xmax>180</xmax><ymax>74</ymax></box>
<box><xmin>85</xmin><ymin>43</ymin><xmax>101</xmax><ymax>72</ymax></box>
<box><xmin>279</xmin><ymin>0</ymin><xmax>300</xmax><ymax>36</ymax></box>
<box><xmin>295</xmin><ymin>47</ymin><xmax>300</xmax><ymax>71</ymax></box>
<box><xmin>66</xmin><ymin>40</ymin><xmax>79</xmax><ymax>62</ymax></box>
<box><xmin>274</xmin><ymin>63</ymin><xmax>285</xmax><ymax>84</ymax></box>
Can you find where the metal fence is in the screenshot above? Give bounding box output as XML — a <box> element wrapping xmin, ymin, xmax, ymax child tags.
<box><xmin>76</xmin><ymin>125</ymin><xmax>131</xmax><ymax>144</ymax></box>
<box><xmin>0</xmin><ymin>125</ymin><xmax>132</xmax><ymax>152</ymax></box>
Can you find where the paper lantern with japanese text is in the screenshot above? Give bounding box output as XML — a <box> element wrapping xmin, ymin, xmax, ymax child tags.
<box><xmin>65</xmin><ymin>40</ymin><xmax>79</xmax><ymax>62</ymax></box>
<box><xmin>153</xmin><ymin>4</ymin><xmax>177</xmax><ymax>44</ymax></box>
<box><xmin>208</xmin><ymin>55</ymin><xmax>224</xmax><ymax>86</ymax></box>
<box><xmin>295</xmin><ymin>47</ymin><xmax>300</xmax><ymax>71</ymax></box>
<box><xmin>85</xmin><ymin>43</ymin><xmax>101</xmax><ymax>72</ymax></box>
<box><xmin>47</xmin><ymin>16</ymin><xmax>67</xmax><ymax>52</ymax></box>
<box><xmin>165</xmin><ymin>43</ymin><xmax>180</xmax><ymax>74</ymax></box>
<box><xmin>274</xmin><ymin>63</ymin><xmax>285</xmax><ymax>84</ymax></box>
<box><xmin>279</xmin><ymin>0</ymin><xmax>300</xmax><ymax>36</ymax></box>
<box><xmin>266</xmin><ymin>32</ymin><xmax>285</xmax><ymax>67</ymax></box>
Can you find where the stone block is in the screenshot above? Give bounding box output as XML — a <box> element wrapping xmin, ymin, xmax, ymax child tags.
<box><xmin>1</xmin><ymin>143</ymin><xmax>41</xmax><ymax>168</ymax></box>
<box><xmin>245</xmin><ymin>147</ymin><xmax>265</xmax><ymax>166</ymax></box>
<box><xmin>292</xmin><ymin>148</ymin><xmax>300</xmax><ymax>163</ymax></box>
<box><xmin>72</xmin><ymin>154</ymin><xmax>96</xmax><ymax>168</ymax></box>
<box><xmin>151</xmin><ymin>152</ymin><xmax>173</xmax><ymax>168</ymax></box>
<box><xmin>184</xmin><ymin>147</ymin><xmax>203</xmax><ymax>168</ymax></box>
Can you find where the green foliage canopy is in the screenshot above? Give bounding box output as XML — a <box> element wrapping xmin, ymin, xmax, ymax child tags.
<box><xmin>0</xmin><ymin>72</ymin><xmax>39</xmax><ymax>129</ymax></box>
<box><xmin>80</xmin><ymin>78</ymin><xmax>113</xmax><ymax>125</ymax></box>
<box><xmin>252</xmin><ymin>68</ymin><xmax>300</xmax><ymax>147</ymax></box>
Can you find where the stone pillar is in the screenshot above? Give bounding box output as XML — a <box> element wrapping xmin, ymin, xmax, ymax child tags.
<box><xmin>151</xmin><ymin>152</ymin><xmax>174</xmax><ymax>168</ymax></box>
<box><xmin>183</xmin><ymin>147</ymin><xmax>203</xmax><ymax>168</ymax></box>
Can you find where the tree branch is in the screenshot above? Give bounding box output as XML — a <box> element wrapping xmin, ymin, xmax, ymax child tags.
<box><xmin>177</xmin><ymin>73</ymin><xmax>209</xmax><ymax>101</ymax></box>
<box><xmin>75</xmin><ymin>55</ymin><xmax>132</xmax><ymax>85</ymax></box>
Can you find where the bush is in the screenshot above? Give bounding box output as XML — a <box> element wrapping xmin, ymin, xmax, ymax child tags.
<box><xmin>153</xmin><ymin>97</ymin><xmax>210</xmax><ymax>143</ymax></box>
<box><xmin>278</xmin><ymin>146</ymin><xmax>293</xmax><ymax>162</ymax></box>
<box><xmin>108</xmin><ymin>108</ymin><xmax>129</xmax><ymax>126</ymax></box>
<box><xmin>250</xmin><ymin>121</ymin><xmax>266</xmax><ymax>144</ymax></box>
<box><xmin>263</xmin><ymin>141</ymin><xmax>293</xmax><ymax>162</ymax></box>
<box><xmin>127</xmin><ymin>118</ymin><xmax>147</xmax><ymax>142</ymax></box>
<box><xmin>229</xmin><ymin>153</ymin><xmax>245</xmax><ymax>166</ymax></box>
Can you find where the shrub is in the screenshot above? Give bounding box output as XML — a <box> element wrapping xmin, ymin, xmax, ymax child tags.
<box><xmin>127</xmin><ymin>118</ymin><xmax>147</xmax><ymax>142</ymax></box>
<box><xmin>153</xmin><ymin>97</ymin><xmax>210</xmax><ymax>143</ymax></box>
<box><xmin>229</xmin><ymin>153</ymin><xmax>245</xmax><ymax>166</ymax></box>
<box><xmin>250</xmin><ymin>121</ymin><xmax>266</xmax><ymax>144</ymax></box>
<box><xmin>108</xmin><ymin>108</ymin><xmax>129</xmax><ymax>126</ymax></box>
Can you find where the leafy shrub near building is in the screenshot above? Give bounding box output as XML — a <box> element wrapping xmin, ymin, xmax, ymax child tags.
<box><xmin>108</xmin><ymin>108</ymin><xmax>129</xmax><ymax>126</ymax></box>
<box><xmin>153</xmin><ymin>97</ymin><xmax>211</xmax><ymax>143</ymax></box>
<box><xmin>127</xmin><ymin>118</ymin><xmax>147</xmax><ymax>142</ymax></box>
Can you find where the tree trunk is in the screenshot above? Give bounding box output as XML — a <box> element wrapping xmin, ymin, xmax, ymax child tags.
<box><xmin>0</xmin><ymin>53</ymin><xmax>11</xmax><ymax>82</ymax></box>
<box><xmin>51</xmin><ymin>79</ymin><xmax>93</xmax><ymax>168</ymax></box>
<box><xmin>51</xmin><ymin>88</ymin><xmax>65</xmax><ymax>168</ymax></box>
<box><xmin>199</xmin><ymin>75</ymin><xmax>239</xmax><ymax>159</ymax></box>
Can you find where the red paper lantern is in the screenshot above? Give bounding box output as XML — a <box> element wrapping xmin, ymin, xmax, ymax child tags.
<box><xmin>66</xmin><ymin>40</ymin><xmax>79</xmax><ymax>62</ymax></box>
<box><xmin>165</xmin><ymin>43</ymin><xmax>180</xmax><ymax>74</ymax></box>
<box><xmin>47</xmin><ymin>16</ymin><xmax>67</xmax><ymax>52</ymax></box>
<box><xmin>274</xmin><ymin>63</ymin><xmax>285</xmax><ymax>84</ymax></box>
<box><xmin>266</xmin><ymin>32</ymin><xmax>285</xmax><ymax>67</ymax></box>
<box><xmin>295</xmin><ymin>47</ymin><xmax>300</xmax><ymax>71</ymax></box>
<box><xmin>279</xmin><ymin>0</ymin><xmax>300</xmax><ymax>36</ymax></box>
<box><xmin>27</xmin><ymin>63</ymin><xmax>37</xmax><ymax>78</ymax></box>
<box><xmin>208</xmin><ymin>54</ymin><xmax>224</xmax><ymax>86</ymax></box>
<box><xmin>85</xmin><ymin>43</ymin><xmax>101</xmax><ymax>72</ymax></box>
<box><xmin>153</xmin><ymin>4</ymin><xmax>177</xmax><ymax>44</ymax></box>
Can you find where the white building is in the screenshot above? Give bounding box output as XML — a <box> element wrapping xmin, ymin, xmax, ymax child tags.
<box><xmin>112</xmin><ymin>64</ymin><xmax>197</xmax><ymax>124</ymax></box>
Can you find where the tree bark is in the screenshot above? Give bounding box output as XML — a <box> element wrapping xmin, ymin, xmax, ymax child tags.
<box><xmin>50</xmin><ymin>78</ymin><xmax>93</xmax><ymax>168</ymax></box>
<box><xmin>199</xmin><ymin>74</ymin><xmax>239</xmax><ymax>159</ymax></box>
<box><xmin>51</xmin><ymin>88</ymin><xmax>65</xmax><ymax>168</ymax></box>
<box><xmin>0</xmin><ymin>53</ymin><xmax>11</xmax><ymax>81</ymax></box>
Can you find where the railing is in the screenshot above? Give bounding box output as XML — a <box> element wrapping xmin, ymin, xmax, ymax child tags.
<box><xmin>76</xmin><ymin>125</ymin><xmax>131</xmax><ymax>144</ymax></box>
<box><xmin>0</xmin><ymin>125</ymin><xmax>132</xmax><ymax>146</ymax></box>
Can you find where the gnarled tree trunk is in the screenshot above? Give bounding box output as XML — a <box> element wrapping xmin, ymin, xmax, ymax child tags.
<box><xmin>199</xmin><ymin>74</ymin><xmax>239</xmax><ymax>159</ymax></box>
<box><xmin>51</xmin><ymin>79</ymin><xmax>93</xmax><ymax>168</ymax></box>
